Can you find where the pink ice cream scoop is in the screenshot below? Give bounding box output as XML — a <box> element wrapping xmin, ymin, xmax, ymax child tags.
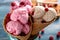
<box><xmin>20</xmin><ymin>0</ymin><xmax>32</xmax><ymax>6</ymax></box>
<box><xmin>22</xmin><ymin>24</ymin><xmax>30</xmax><ymax>34</ymax></box>
<box><xmin>6</xmin><ymin>21</ymin><xmax>23</xmax><ymax>35</ymax></box>
<box><xmin>10</xmin><ymin>1</ymin><xmax>19</xmax><ymax>10</ymax></box>
<box><xmin>10</xmin><ymin>9</ymin><xmax>19</xmax><ymax>21</ymax></box>
<box><xmin>25</xmin><ymin>0</ymin><xmax>32</xmax><ymax>6</ymax></box>
<box><xmin>25</xmin><ymin>5</ymin><xmax>32</xmax><ymax>14</ymax></box>
<box><xmin>10</xmin><ymin>7</ymin><xmax>29</xmax><ymax>24</ymax></box>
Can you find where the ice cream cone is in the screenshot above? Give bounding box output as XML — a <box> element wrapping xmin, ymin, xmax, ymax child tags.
<box><xmin>3</xmin><ymin>14</ymin><xmax>32</xmax><ymax>40</ymax></box>
<box><xmin>31</xmin><ymin>17</ymin><xmax>57</xmax><ymax>35</ymax></box>
<box><xmin>31</xmin><ymin>6</ymin><xmax>57</xmax><ymax>35</ymax></box>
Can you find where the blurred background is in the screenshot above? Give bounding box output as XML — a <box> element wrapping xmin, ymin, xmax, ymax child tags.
<box><xmin>0</xmin><ymin>0</ymin><xmax>60</xmax><ymax>40</ymax></box>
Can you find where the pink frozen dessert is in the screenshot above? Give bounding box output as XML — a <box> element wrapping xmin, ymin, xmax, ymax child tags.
<box><xmin>6</xmin><ymin>1</ymin><xmax>32</xmax><ymax>35</ymax></box>
<box><xmin>25</xmin><ymin>5</ymin><xmax>32</xmax><ymax>14</ymax></box>
<box><xmin>20</xmin><ymin>0</ymin><xmax>32</xmax><ymax>6</ymax></box>
<box><xmin>6</xmin><ymin>21</ymin><xmax>30</xmax><ymax>35</ymax></box>
<box><xmin>6</xmin><ymin>21</ymin><xmax>23</xmax><ymax>35</ymax></box>
<box><xmin>8</xmin><ymin>6</ymin><xmax>30</xmax><ymax>35</ymax></box>
<box><xmin>22</xmin><ymin>24</ymin><xmax>30</xmax><ymax>34</ymax></box>
<box><xmin>10</xmin><ymin>7</ymin><xmax>29</xmax><ymax>24</ymax></box>
<box><xmin>10</xmin><ymin>1</ymin><xmax>19</xmax><ymax>10</ymax></box>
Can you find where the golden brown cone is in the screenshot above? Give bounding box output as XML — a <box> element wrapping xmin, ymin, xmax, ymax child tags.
<box><xmin>31</xmin><ymin>17</ymin><xmax>57</xmax><ymax>35</ymax></box>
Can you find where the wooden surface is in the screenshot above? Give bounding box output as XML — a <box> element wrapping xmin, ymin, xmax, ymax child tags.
<box><xmin>31</xmin><ymin>0</ymin><xmax>37</xmax><ymax>6</ymax></box>
<box><xmin>43</xmin><ymin>0</ymin><xmax>57</xmax><ymax>2</ymax></box>
<box><xmin>37</xmin><ymin>0</ymin><xmax>57</xmax><ymax>2</ymax></box>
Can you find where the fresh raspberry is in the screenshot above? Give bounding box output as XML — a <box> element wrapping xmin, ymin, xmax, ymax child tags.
<box><xmin>38</xmin><ymin>34</ymin><xmax>41</xmax><ymax>38</ymax></box>
<box><xmin>20</xmin><ymin>2</ymin><xmax>25</xmax><ymax>5</ymax></box>
<box><xmin>41</xmin><ymin>29</ymin><xmax>44</xmax><ymax>34</ymax></box>
<box><xmin>11</xmin><ymin>2</ymin><xmax>15</xmax><ymax>6</ymax></box>
<box><xmin>45</xmin><ymin>8</ymin><xmax>49</xmax><ymax>12</ymax></box>
<box><xmin>54</xmin><ymin>4</ymin><xmax>57</xmax><ymax>7</ymax></box>
<box><xmin>57</xmin><ymin>31</ymin><xmax>60</xmax><ymax>38</ymax></box>
<box><xmin>57</xmin><ymin>32</ymin><xmax>60</xmax><ymax>36</ymax></box>
<box><xmin>49</xmin><ymin>35</ymin><xmax>54</xmax><ymax>40</ymax></box>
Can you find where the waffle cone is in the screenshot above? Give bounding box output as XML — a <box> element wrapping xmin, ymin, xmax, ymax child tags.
<box><xmin>3</xmin><ymin>14</ymin><xmax>32</xmax><ymax>40</ymax></box>
<box><xmin>31</xmin><ymin>17</ymin><xmax>57</xmax><ymax>35</ymax></box>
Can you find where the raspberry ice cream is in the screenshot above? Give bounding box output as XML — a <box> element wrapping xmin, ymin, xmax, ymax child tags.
<box><xmin>25</xmin><ymin>5</ymin><xmax>32</xmax><ymax>14</ymax></box>
<box><xmin>10</xmin><ymin>1</ymin><xmax>19</xmax><ymax>10</ymax></box>
<box><xmin>20</xmin><ymin>0</ymin><xmax>32</xmax><ymax>6</ymax></box>
<box><xmin>5</xmin><ymin>0</ymin><xmax>32</xmax><ymax>36</ymax></box>
<box><xmin>10</xmin><ymin>7</ymin><xmax>29</xmax><ymax>24</ymax></box>
<box><xmin>6</xmin><ymin>21</ymin><xmax>23</xmax><ymax>35</ymax></box>
<box><xmin>22</xmin><ymin>24</ymin><xmax>30</xmax><ymax>34</ymax></box>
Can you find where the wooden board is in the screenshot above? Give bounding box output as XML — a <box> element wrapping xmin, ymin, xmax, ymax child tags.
<box><xmin>43</xmin><ymin>0</ymin><xmax>57</xmax><ymax>2</ymax></box>
<box><xmin>31</xmin><ymin>0</ymin><xmax>37</xmax><ymax>6</ymax></box>
<box><xmin>37</xmin><ymin>0</ymin><xmax>57</xmax><ymax>2</ymax></box>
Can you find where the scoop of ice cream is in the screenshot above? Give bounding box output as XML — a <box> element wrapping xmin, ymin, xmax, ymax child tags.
<box><xmin>43</xmin><ymin>8</ymin><xmax>57</xmax><ymax>22</ymax></box>
<box><xmin>25</xmin><ymin>5</ymin><xmax>32</xmax><ymax>14</ymax></box>
<box><xmin>20</xmin><ymin>0</ymin><xmax>32</xmax><ymax>6</ymax></box>
<box><xmin>25</xmin><ymin>0</ymin><xmax>32</xmax><ymax>6</ymax></box>
<box><xmin>10</xmin><ymin>7</ymin><xmax>29</xmax><ymax>24</ymax></box>
<box><xmin>22</xmin><ymin>24</ymin><xmax>30</xmax><ymax>34</ymax></box>
<box><xmin>33</xmin><ymin>6</ymin><xmax>45</xmax><ymax>18</ymax></box>
<box><xmin>6</xmin><ymin>21</ymin><xmax>23</xmax><ymax>35</ymax></box>
<box><xmin>10</xmin><ymin>9</ymin><xmax>19</xmax><ymax>21</ymax></box>
<box><xmin>10</xmin><ymin>1</ymin><xmax>19</xmax><ymax>10</ymax></box>
<box><xmin>18</xmin><ymin>7</ymin><xmax>29</xmax><ymax>24</ymax></box>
